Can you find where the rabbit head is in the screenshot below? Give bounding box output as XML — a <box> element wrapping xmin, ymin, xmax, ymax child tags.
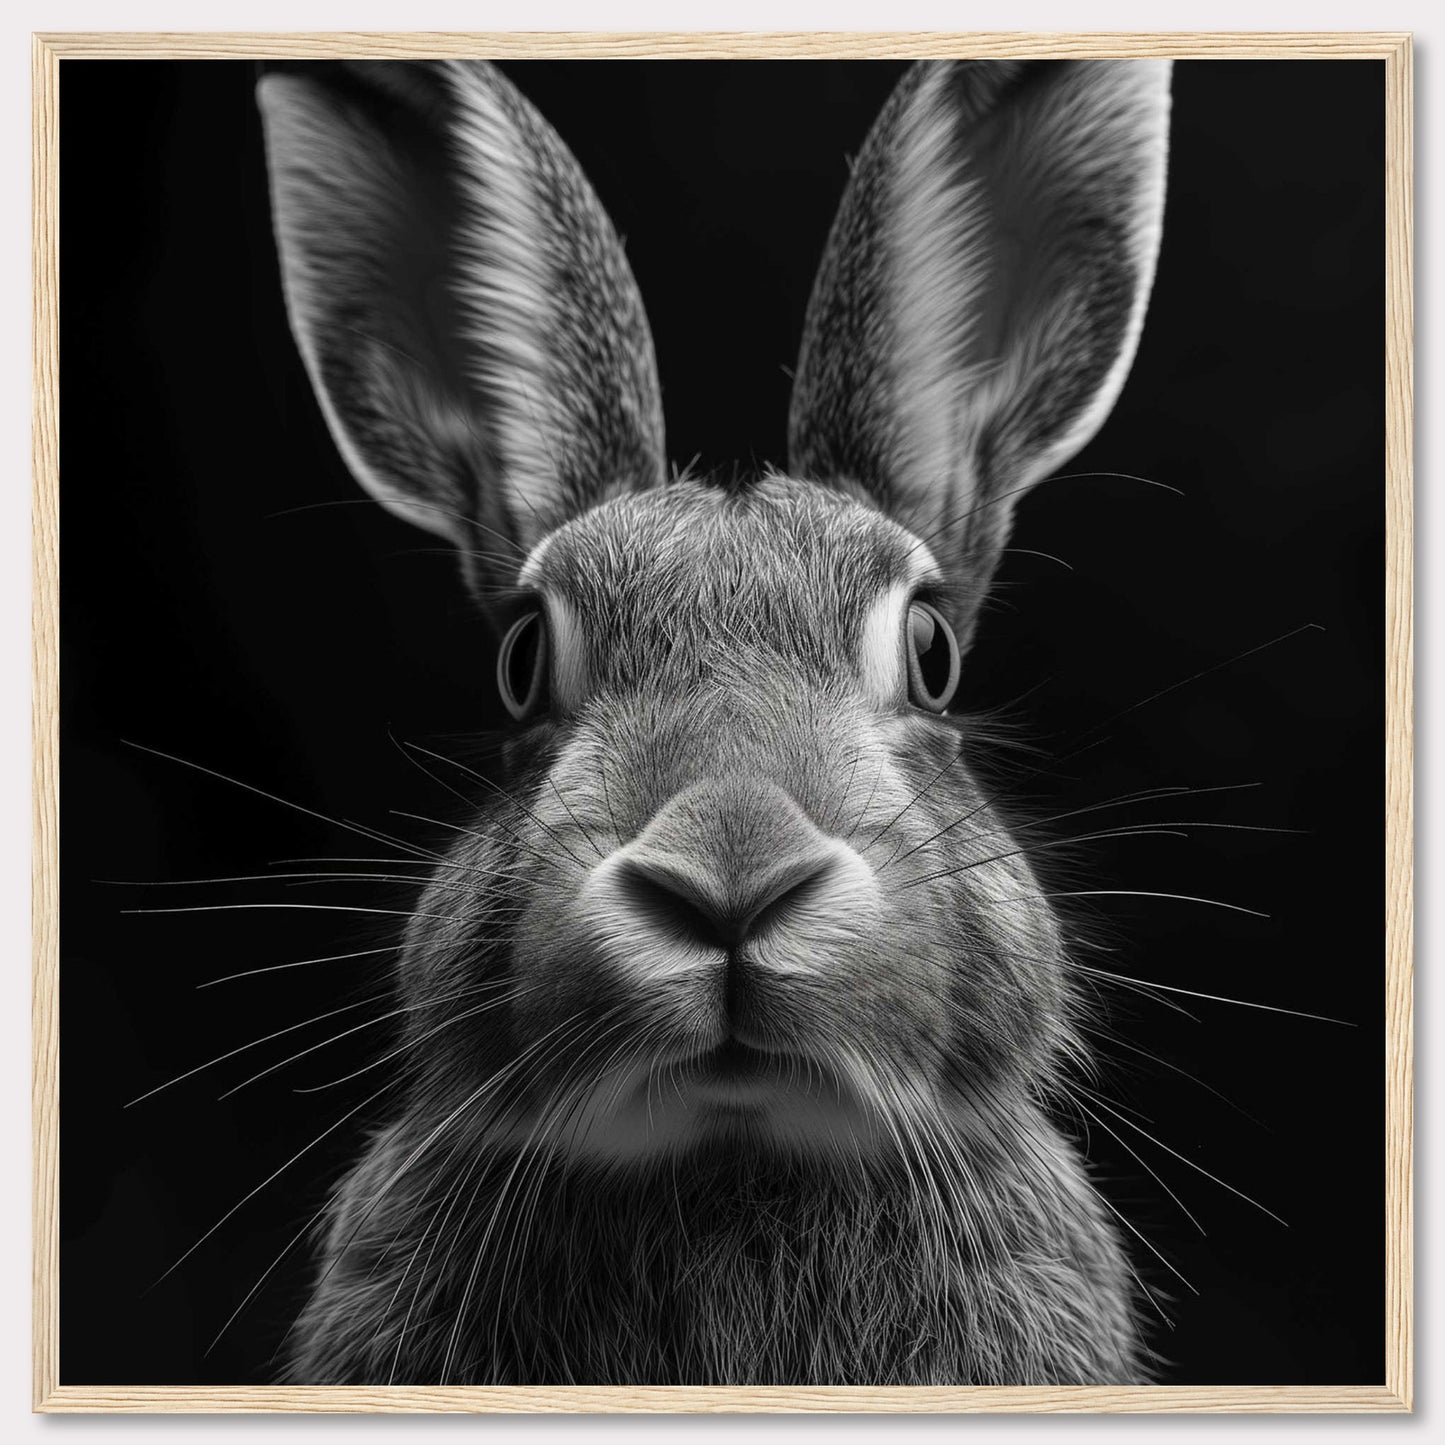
<box><xmin>258</xmin><ymin>59</ymin><xmax>1171</xmax><ymax>1171</ymax></box>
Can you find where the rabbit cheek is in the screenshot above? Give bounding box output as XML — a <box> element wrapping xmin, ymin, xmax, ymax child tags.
<box><xmin>927</xmin><ymin>863</ymin><xmax>1072</xmax><ymax>1100</ymax></box>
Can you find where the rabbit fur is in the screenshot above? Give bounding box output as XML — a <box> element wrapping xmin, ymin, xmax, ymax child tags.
<box><xmin>257</xmin><ymin>56</ymin><xmax>1172</xmax><ymax>1386</ymax></box>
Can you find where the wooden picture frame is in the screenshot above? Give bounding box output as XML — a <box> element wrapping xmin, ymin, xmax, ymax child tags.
<box><xmin>32</xmin><ymin>29</ymin><xmax>1413</xmax><ymax>1414</ymax></box>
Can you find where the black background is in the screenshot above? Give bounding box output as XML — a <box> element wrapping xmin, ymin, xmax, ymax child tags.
<box><xmin>61</xmin><ymin>59</ymin><xmax>1384</xmax><ymax>1385</ymax></box>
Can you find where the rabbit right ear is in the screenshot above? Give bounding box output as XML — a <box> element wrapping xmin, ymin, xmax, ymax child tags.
<box><xmin>257</xmin><ymin>61</ymin><xmax>666</xmax><ymax>580</ymax></box>
<box><xmin>789</xmin><ymin>60</ymin><xmax>1171</xmax><ymax>642</ymax></box>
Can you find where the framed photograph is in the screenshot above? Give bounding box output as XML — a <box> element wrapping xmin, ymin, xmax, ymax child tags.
<box><xmin>33</xmin><ymin>30</ymin><xmax>1412</xmax><ymax>1413</ymax></box>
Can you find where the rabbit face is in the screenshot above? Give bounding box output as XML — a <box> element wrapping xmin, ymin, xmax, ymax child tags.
<box><xmin>389</xmin><ymin>476</ymin><xmax>1071</xmax><ymax>1164</ymax></box>
<box><xmin>260</xmin><ymin>55</ymin><xmax>1167</xmax><ymax>1171</ymax></box>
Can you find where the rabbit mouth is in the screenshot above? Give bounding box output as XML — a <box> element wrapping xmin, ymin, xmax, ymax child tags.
<box><xmin>690</xmin><ymin>1034</ymin><xmax>780</xmax><ymax>1086</ymax></box>
<box><xmin>679</xmin><ymin>1037</ymin><xmax>837</xmax><ymax>1108</ymax></box>
<box><xmin>693</xmin><ymin>1037</ymin><xmax>775</xmax><ymax>1081</ymax></box>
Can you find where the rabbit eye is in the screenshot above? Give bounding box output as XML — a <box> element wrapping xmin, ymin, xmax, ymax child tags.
<box><xmin>497</xmin><ymin>610</ymin><xmax>550</xmax><ymax>721</ymax></box>
<box><xmin>906</xmin><ymin>601</ymin><xmax>960</xmax><ymax>712</ymax></box>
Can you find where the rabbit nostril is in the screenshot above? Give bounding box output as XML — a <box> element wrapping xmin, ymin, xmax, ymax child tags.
<box><xmin>747</xmin><ymin>869</ymin><xmax>830</xmax><ymax>939</ymax></box>
<box><xmin>614</xmin><ymin>861</ymin><xmax>742</xmax><ymax>950</ymax></box>
<box><xmin>614</xmin><ymin>854</ymin><xmax>838</xmax><ymax>953</ymax></box>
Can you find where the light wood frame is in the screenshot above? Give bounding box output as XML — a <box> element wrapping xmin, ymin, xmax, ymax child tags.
<box><xmin>31</xmin><ymin>29</ymin><xmax>1414</xmax><ymax>1415</ymax></box>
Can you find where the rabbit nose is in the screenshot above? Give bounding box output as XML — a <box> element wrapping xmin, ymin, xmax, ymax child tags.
<box><xmin>612</xmin><ymin>851</ymin><xmax>837</xmax><ymax>954</ymax></box>
<box><xmin>578</xmin><ymin>776</ymin><xmax>880</xmax><ymax>983</ymax></box>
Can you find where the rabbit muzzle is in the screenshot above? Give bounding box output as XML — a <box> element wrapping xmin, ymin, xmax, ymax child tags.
<box><xmin>580</xmin><ymin>777</ymin><xmax>880</xmax><ymax>1113</ymax></box>
<box><xmin>470</xmin><ymin>766</ymin><xmax>920</xmax><ymax>1161</ymax></box>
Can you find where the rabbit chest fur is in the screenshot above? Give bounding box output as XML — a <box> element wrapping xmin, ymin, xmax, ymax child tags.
<box><xmin>258</xmin><ymin>56</ymin><xmax>1172</xmax><ymax>1386</ymax></box>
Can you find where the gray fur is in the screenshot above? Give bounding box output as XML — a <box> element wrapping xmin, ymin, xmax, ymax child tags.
<box><xmin>258</xmin><ymin>61</ymin><xmax>665</xmax><ymax>567</ymax></box>
<box><xmin>257</xmin><ymin>59</ymin><xmax>1172</xmax><ymax>1386</ymax></box>
<box><xmin>790</xmin><ymin>60</ymin><xmax>1171</xmax><ymax>650</ymax></box>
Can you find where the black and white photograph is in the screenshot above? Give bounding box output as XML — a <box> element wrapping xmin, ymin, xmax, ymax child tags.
<box><xmin>51</xmin><ymin>45</ymin><xmax>1396</xmax><ymax>1398</ymax></box>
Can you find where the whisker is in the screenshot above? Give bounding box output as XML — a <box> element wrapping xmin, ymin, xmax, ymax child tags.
<box><xmin>1075</xmin><ymin>1086</ymin><xmax>1289</xmax><ymax>1228</ymax></box>
<box><xmin>199</xmin><ymin>945</ymin><xmax>397</xmax><ymax>990</ymax></box>
<box><xmin>1002</xmin><ymin>546</ymin><xmax>1074</xmax><ymax>571</ymax></box>
<box><xmin>106</xmin><ymin>867</ymin><xmax>514</xmax><ymax>892</ymax></box>
<box><xmin>1049</xmin><ymin>623</ymin><xmax>1325</xmax><ymax>770</ymax></box>
<box><xmin>883</xmin><ymin>781</ymin><xmax>1281</xmax><ymax>872</ymax></box>
<box><xmin>123</xmin><ymin>901</ymin><xmax>482</xmax><ymax>924</ymax></box>
<box><xmin>389</xmin><ymin>727</ymin><xmax>493</xmax><ymax>817</ymax></box>
<box><xmin>402</xmin><ymin>741</ymin><xmax>593</xmax><ymax>872</ymax></box>
<box><xmin>1075</xmin><ymin>964</ymin><xmax>1353</xmax><ymax>1027</ymax></box>
<box><xmin>388</xmin><ymin>808</ymin><xmax>556</xmax><ymax>875</ymax></box>
<box><xmin>1083</xmin><ymin>1027</ymin><xmax>1268</xmax><ymax>1128</ymax></box>
<box><xmin>121</xmin><ymin>741</ymin><xmax>446</xmax><ymax>865</ymax></box>
<box><xmin>863</xmin><ymin>739</ymin><xmax>967</xmax><ymax>850</ymax></box>
<box><xmin>128</xmin><ymin>984</ymin><xmax>408</xmax><ymax>1107</ymax></box>
<box><xmin>991</xmin><ymin>889</ymin><xmax>1269</xmax><ymax>920</ymax></box>
<box><xmin>217</xmin><ymin>981</ymin><xmax>512</xmax><ymax>1100</ymax></box>
<box><xmin>293</xmin><ymin>983</ymin><xmax>544</xmax><ymax>1093</ymax></box>
<box><xmin>146</xmin><ymin>1077</ymin><xmax>398</xmax><ymax>1294</ymax></box>
<box><xmin>546</xmin><ymin>775</ymin><xmax>608</xmax><ymax>861</ymax></box>
<box><xmin>897</xmin><ymin>827</ymin><xmax>1191</xmax><ymax>889</ymax></box>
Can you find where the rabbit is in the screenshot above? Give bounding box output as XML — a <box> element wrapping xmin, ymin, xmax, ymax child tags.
<box><xmin>256</xmin><ymin>55</ymin><xmax>1172</xmax><ymax>1387</ymax></box>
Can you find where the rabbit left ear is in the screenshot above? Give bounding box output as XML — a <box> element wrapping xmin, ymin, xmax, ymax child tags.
<box><xmin>788</xmin><ymin>60</ymin><xmax>1171</xmax><ymax>639</ymax></box>
<box><xmin>258</xmin><ymin>61</ymin><xmax>666</xmax><ymax>574</ymax></box>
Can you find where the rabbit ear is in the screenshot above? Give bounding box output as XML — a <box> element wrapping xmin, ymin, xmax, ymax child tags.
<box><xmin>257</xmin><ymin>61</ymin><xmax>665</xmax><ymax>570</ymax></box>
<box><xmin>789</xmin><ymin>60</ymin><xmax>1171</xmax><ymax>633</ymax></box>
